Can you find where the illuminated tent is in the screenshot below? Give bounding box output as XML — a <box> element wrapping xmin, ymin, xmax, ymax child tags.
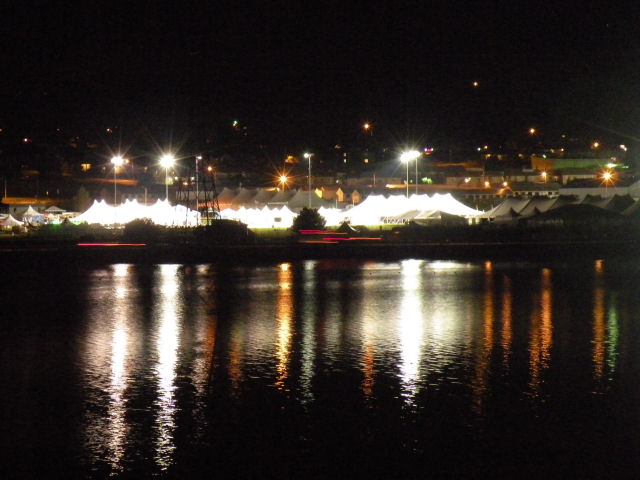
<box><xmin>21</xmin><ymin>205</ymin><xmax>45</xmax><ymax>224</ymax></box>
<box><xmin>73</xmin><ymin>198</ymin><xmax>200</xmax><ymax>226</ymax></box>
<box><xmin>73</xmin><ymin>199</ymin><xmax>115</xmax><ymax>224</ymax></box>
<box><xmin>0</xmin><ymin>214</ymin><xmax>23</xmax><ymax>229</ymax></box>
<box><xmin>346</xmin><ymin>193</ymin><xmax>482</xmax><ymax>225</ymax></box>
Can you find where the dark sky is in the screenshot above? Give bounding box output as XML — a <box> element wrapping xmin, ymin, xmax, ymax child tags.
<box><xmin>3</xmin><ymin>1</ymin><xmax>640</xmax><ymax>151</ymax></box>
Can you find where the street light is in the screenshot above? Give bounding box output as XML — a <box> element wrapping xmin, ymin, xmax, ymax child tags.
<box><xmin>160</xmin><ymin>153</ymin><xmax>175</xmax><ymax>202</ymax></box>
<box><xmin>304</xmin><ymin>152</ymin><xmax>313</xmax><ymax>207</ymax></box>
<box><xmin>400</xmin><ymin>150</ymin><xmax>420</xmax><ymax>198</ymax></box>
<box><xmin>110</xmin><ymin>155</ymin><xmax>124</xmax><ymax>206</ymax></box>
<box><xmin>110</xmin><ymin>155</ymin><xmax>124</xmax><ymax>226</ymax></box>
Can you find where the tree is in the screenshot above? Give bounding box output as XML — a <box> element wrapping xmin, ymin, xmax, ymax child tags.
<box><xmin>291</xmin><ymin>207</ymin><xmax>326</xmax><ymax>232</ymax></box>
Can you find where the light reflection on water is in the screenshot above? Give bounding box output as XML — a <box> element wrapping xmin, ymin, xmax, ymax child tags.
<box><xmin>59</xmin><ymin>258</ymin><xmax>640</xmax><ymax>476</ymax></box>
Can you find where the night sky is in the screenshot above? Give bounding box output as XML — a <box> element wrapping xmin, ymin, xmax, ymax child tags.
<box><xmin>3</xmin><ymin>1</ymin><xmax>640</xmax><ymax>153</ymax></box>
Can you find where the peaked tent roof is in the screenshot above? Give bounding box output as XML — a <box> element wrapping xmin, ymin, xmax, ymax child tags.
<box><xmin>0</xmin><ymin>214</ymin><xmax>23</xmax><ymax>228</ymax></box>
<box><xmin>44</xmin><ymin>205</ymin><xmax>65</xmax><ymax>213</ymax></box>
<box><xmin>233</xmin><ymin>188</ymin><xmax>258</xmax><ymax>206</ymax></box>
<box><xmin>253</xmin><ymin>189</ymin><xmax>276</xmax><ymax>205</ymax></box>
<box><xmin>23</xmin><ymin>205</ymin><xmax>41</xmax><ymax>217</ymax></box>
<box><xmin>287</xmin><ymin>190</ymin><xmax>331</xmax><ymax>210</ymax></box>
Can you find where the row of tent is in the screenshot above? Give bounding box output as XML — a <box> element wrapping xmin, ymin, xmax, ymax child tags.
<box><xmin>65</xmin><ymin>193</ymin><xmax>483</xmax><ymax>228</ymax></box>
<box><xmin>72</xmin><ymin>199</ymin><xmax>200</xmax><ymax>226</ymax></box>
<box><xmin>12</xmin><ymin>192</ymin><xmax>640</xmax><ymax>230</ymax></box>
<box><xmin>217</xmin><ymin>187</ymin><xmax>336</xmax><ymax>209</ymax></box>
<box><xmin>481</xmin><ymin>194</ymin><xmax>640</xmax><ymax>222</ymax></box>
<box><xmin>219</xmin><ymin>193</ymin><xmax>483</xmax><ymax>228</ymax></box>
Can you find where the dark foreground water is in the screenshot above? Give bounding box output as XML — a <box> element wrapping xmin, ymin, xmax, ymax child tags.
<box><xmin>2</xmin><ymin>257</ymin><xmax>640</xmax><ymax>479</ymax></box>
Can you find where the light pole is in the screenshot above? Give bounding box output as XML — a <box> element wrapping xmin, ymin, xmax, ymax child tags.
<box><xmin>304</xmin><ymin>152</ymin><xmax>313</xmax><ymax>207</ymax></box>
<box><xmin>160</xmin><ymin>153</ymin><xmax>175</xmax><ymax>202</ymax></box>
<box><xmin>195</xmin><ymin>155</ymin><xmax>202</xmax><ymax>215</ymax></box>
<box><xmin>400</xmin><ymin>150</ymin><xmax>420</xmax><ymax>198</ymax></box>
<box><xmin>110</xmin><ymin>155</ymin><xmax>124</xmax><ymax>205</ymax></box>
<box><xmin>111</xmin><ymin>155</ymin><xmax>124</xmax><ymax>225</ymax></box>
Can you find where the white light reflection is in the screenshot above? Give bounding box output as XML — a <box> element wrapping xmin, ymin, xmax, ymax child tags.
<box><xmin>108</xmin><ymin>324</ymin><xmax>128</xmax><ymax>467</ymax></box>
<box><xmin>300</xmin><ymin>261</ymin><xmax>317</xmax><ymax>404</ymax></box>
<box><xmin>154</xmin><ymin>264</ymin><xmax>180</xmax><ymax>470</ymax></box>
<box><xmin>82</xmin><ymin>264</ymin><xmax>134</xmax><ymax>473</ymax></box>
<box><xmin>398</xmin><ymin>259</ymin><xmax>424</xmax><ymax>405</ymax></box>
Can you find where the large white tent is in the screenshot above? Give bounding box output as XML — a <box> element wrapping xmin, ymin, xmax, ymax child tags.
<box><xmin>216</xmin><ymin>193</ymin><xmax>483</xmax><ymax>228</ymax></box>
<box><xmin>73</xmin><ymin>199</ymin><xmax>200</xmax><ymax>226</ymax></box>
<box><xmin>0</xmin><ymin>214</ymin><xmax>23</xmax><ymax>229</ymax></box>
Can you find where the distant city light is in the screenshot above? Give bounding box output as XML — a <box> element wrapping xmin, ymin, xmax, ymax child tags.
<box><xmin>472</xmin><ymin>81</ymin><xmax>479</xmax><ymax>87</ymax></box>
<box><xmin>529</xmin><ymin>127</ymin><xmax>536</xmax><ymax>135</ymax></box>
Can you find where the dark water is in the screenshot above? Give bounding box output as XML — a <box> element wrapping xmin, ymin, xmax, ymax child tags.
<box><xmin>2</xmin><ymin>257</ymin><xmax>640</xmax><ymax>478</ymax></box>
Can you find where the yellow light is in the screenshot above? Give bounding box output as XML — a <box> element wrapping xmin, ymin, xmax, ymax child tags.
<box><xmin>602</xmin><ymin>171</ymin><xmax>612</xmax><ymax>182</ymax></box>
<box><xmin>472</xmin><ymin>81</ymin><xmax>479</xmax><ymax>87</ymax></box>
<box><xmin>592</xmin><ymin>141</ymin><xmax>600</xmax><ymax>149</ymax></box>
<box><xmin>541</xmin><ymin>171</ymin><xmax>547</xmax><ymax>178</ymax></box>
<box><xmin>529</xmin><ymin>127</ymin><xmax>536</xmax><ymax>135</ymax></box>
<box><xmin>363</xmin><ymin>122</ymin><xmax>370</xmax><ymax>130</ymax></box>
<box><xmin>280</xmin><ymin>175</ymin><xmax>287</xmax><ymax>184</ymax></box>
<box><xmin>484</xmin><ymin>181</ymin><xmax>490</xmax><ymax>188</ymax></box>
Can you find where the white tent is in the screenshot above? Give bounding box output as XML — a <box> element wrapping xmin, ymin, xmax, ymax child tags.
<box><xmin>0</xmin><ymin>214</ymin><xmax>23</xmax><ymax>229</ymax></box>
<box><xmin>73</xmin><ymin>200</ymin><xmax>115</xmax><ymax>224</ymax></box>
<box><xmin>73</xmin><ymin>198</ymin><xmax>200</xmax><ymax>226</ymax></box>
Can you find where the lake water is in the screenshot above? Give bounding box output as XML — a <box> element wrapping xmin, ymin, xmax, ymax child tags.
<box><xmin>2</xmin><ymin>257</ymin><xmax>640</xmax><ymax>478</ymax></box>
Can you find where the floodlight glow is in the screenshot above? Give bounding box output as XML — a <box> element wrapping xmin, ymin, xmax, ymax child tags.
<box><xmin>110</xmin><ymin>155</ymin><xmax>124</xmax><ymax>167</ymax></box>
<box><xmin>400</xmin><ymin>150</ymin><xmax>420</xmax><ymax>163</ymax></box>
<box><xmin>160</xmin><ymin>154</ymin><xmax>175</xmax><ymax>168</ymax></box>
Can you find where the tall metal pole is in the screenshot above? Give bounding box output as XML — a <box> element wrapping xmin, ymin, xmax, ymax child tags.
<box><xmin>415</xmin><ymin>157</ymin><xmax>418</xmax><ymax>194</ymax></box>
<box><xmin>165</xmin><ymin>168</ymin><xmax>169</xmax><ymax>201</ymax></box>
<box><xmin>195</xmin><ymin>156</ymin><xmax>200</xmax><ymax>215</ymax></box>
<box><xmin>308</xmin><ymin>156</ymin><xmax>311</xmax><ymax>207</ymax></box>
<box><xmin>304</xmin><ymin>152</ymin><xmax>313</xmax><ymax>208</ymax></box>
<box><xmin>406</xmin><ymin>161</ymin><xmax>409</xmax><ymax>198</ymax></box>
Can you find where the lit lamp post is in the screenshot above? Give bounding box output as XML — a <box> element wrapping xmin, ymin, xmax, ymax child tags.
<box><xmin>304</xmin><ymin>152</ymin><xmax>313</xmax><ymax>207</ymax></box>
<box><xmin>110</xmin><ymin>155</ymin><xmax>124</xmax><ymax>205</ymax></box>
<box><xmin>400</xmin><ymin>150</ymin><xmax>420</xmax><ymax>198</ymax></box>
<box><xmin>160</xmin><ymin>153</ymin><xmax>175</xmax><ymax>202</ymax></box>
<box><xmin>110</xmin><ymin>155</ymin><xmax>124</xmax><ymax>225</ymax></box>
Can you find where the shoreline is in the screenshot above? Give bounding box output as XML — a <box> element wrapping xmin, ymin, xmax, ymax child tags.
<box><xmin>2</xmin><ymin>239</ymin><xmax>639</xmax><ymax>265</ymax></box>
